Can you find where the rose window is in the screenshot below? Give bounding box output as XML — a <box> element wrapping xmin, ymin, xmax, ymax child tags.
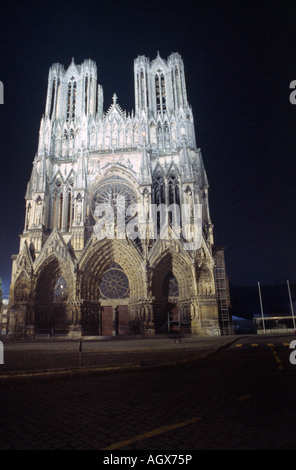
<box><xmin>99</xmin><ymin>262</ymin><xmax>130</xmax><ymax>299</ymax></box>
<box><xmin>92</xmin><ymin>180</ymin><xmax>138</xmax><ymax>225</ymax></box>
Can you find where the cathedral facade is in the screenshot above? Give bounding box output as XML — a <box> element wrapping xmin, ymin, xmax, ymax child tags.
<box><xmin>8</xmin><ymin>53</ymin><xmax>230</xmax><ymax>337</ymax></box>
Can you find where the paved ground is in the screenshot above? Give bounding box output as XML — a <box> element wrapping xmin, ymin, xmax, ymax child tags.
<box><xmin>0</xmin><ymin>334</ymin><xmax>295</xmax><ymax>452</ymax></box>
<box><xmin>0</xmin><ymin>335</ymin><xmax>237</xmax><ymax>379</ymax></box>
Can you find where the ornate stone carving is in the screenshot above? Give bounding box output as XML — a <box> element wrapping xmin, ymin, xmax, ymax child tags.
<box><xmin>8</xmin><ymin>53</ymin><xmax>229</xmax><ymax>337</ymax></box>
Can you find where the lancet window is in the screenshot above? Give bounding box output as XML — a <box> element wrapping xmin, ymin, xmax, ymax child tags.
<box><xmin>153</xmin><ymin>176</ymin><xmax>166</xmax><ymax>205</ymax></box>
<box><xmin>163</xmin><ymin>272</ymin><xmax>179</xmax><ymax>298</ymax></box>
<box><xmin>84</xmin><ymin>75</ymin><xmax>88</xmax><ymax>114</ymax></box>
<box><xmin>84</xmin><ymin>75</ymin><xmax>93</xmax><ymax>115</ymax></box>
<box><xmin>50</xmin><ymin>79</ymin><xmax>56</xmax><ymax>119</ymax></box>
<box><xmin>66</xmin><ymin>182</ymin><xmax>74</xmax><ymax>231</ymax></box>
<box><xmin>66</xmin><ymin>77</ymin><xmax>77</xmax><ymax>122</ymax></box>
<box><xmin>49</xmin><ymin>77</ymin><xmax>60</xmax><ymax>120</ymax></box>
<box><xmin>173</xmin><ymin>66</ymin><xmax>185</xmax><ymax>108</ymax></box>
<box><xmin>168</xmin><ymin>174</ymin><xmax>180</xmax><ymax>205</ymax></box>
<box><xmin>54</xmin><ymin>276</ymin><xmax>68</xmax><ymax>302</ymax></box>
<box><xmin>155</xmin><ymin>72</ymin><xmax>166</xmax><ymax>113</ymax></box>
<box><xmin>52</xmin><ymin>181</ymin><xmax>63</xmax><ymax>230</ymax></box>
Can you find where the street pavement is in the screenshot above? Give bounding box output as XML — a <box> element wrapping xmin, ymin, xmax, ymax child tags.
<box><xmin>0</xmin><ymin>335</ymin><xmax>237</xmax><ymax>380</ymax></box>
<box><xmin>1</xmin><ymin>334</ymin><xmax>295</xmax><ymax>451</ymax></box>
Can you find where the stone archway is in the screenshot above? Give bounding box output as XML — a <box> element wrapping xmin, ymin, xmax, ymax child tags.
<box><xmin>11</xmin><ymin>271</ymin><xmax>31</xmax><ymax>335</ymax></box>
<box><xmin>79</xmin><ymin>238</ymin><xmax>146</xmax><ymax>335</ymax></box>
<box><xmin>151</xmin><ymin>249</ymin><xmax>195</xmax><ymax>333</ymax></box>
<box><xmin>34</xmin><ymin>256</ymin><xmax>73</xmax><ymax>333</ymax></box>
<box><xmin>98</xmin><ymin>262</ymin><xmax>130</xmax><ymax>336</ymax></box>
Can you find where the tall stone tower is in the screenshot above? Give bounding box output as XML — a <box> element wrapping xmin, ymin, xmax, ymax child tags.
<box><xmin>8</xmin><ymin>53</ymin><xmax>230</xmax><ymax>337</ymax></box>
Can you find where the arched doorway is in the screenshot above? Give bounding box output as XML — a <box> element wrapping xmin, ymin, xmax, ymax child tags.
<box><xmin>79</xmin><ymin>238</ymin><xmax>146</xmax><ymax>336</ymax></box>
<box><xmin>151</xmin><ymin>250</ymin><xmax>194</xmax><ymax>334</ymax></box>
<box><xmin>152</xmin><ymin>269</ymin><xmax>180</xmax><ymax>334</ymax></box>
<box><xmin>53</xmin><ymin>276</ymin><xmax>68</xmax><ymax>332</ymax></box>
<box><xmin>99</xmin><ymin>262</ymin><xmax>130</xmax><ymax>336</ymax></box>
<box><xmin>12</xmin><ymin>271</ymin><xmax>31</xmax><ymax>335</ymax></box>
<box><xmin>34</xmin><ymin>258</ymin><xmax>70</xmax><ymax>334</ymax></box>
<box><xmin>163</xmin><ymin>271</ymin><xmax>180</xmax><ymax>330</ymax></box>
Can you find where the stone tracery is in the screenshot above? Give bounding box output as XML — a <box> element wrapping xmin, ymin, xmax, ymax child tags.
<box><xmin>8</xmin><ymin>52</ymin><xmax>230</xmax><ymax>337</ymax></box>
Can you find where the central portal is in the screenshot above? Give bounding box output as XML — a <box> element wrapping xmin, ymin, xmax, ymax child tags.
<box><xmin>99</xmin><ymin>263</ymin><xmax>130</xmax><ymax>336</ymax></box>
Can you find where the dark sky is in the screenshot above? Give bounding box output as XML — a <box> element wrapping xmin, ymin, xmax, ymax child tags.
<box><xmin>0</xmin><ymin>0</ymin><xmax>295</xmax><ymax>296</ymax></box>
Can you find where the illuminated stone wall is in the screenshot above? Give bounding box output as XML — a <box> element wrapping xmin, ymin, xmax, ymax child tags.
<box><xmin>8</xmin><ymin>53</ymin><xmax>229</xmax><ymax>337</ymax></box>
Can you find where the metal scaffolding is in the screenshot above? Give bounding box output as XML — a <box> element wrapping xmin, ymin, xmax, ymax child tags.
<box><xmin>214</xmin><ymin>248</ymin><xmax>232</xmax><ymax>335</ymax></box>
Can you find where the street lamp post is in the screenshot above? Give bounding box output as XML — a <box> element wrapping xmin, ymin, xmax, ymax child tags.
<box><xmin>287</xmin><ymin>280</ymin><xmax>296</xmax><ymax>331</ymax></box>
<box><xmin>258</xmin><ymin>281</ymin><xmax>266</xmax><ymax>334</ymax></box>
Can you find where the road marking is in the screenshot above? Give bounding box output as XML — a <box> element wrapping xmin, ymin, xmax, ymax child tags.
<box><xmin>251</xmin><ymin>344</ymin><xmax>258</xmax><ymax>347</ymax></box>
<box><xmin>101</xmin><ymin>416</ymin><xmax>202</xmax><ymax>450</ymax></box>
<box><xmin>235</xmin><ymin>344</ymin><xmax>242</xmax><ymax>347</ymax></box>
<box><xmin>274</xmin><ymin>355</ymin><xmax>282</xmax><ymax>364</ymax></box>
<box><xmin>236</xmin><ymin>394</ymin><xmax>251</xmax><ymax>402</ymax></box>
<box><xmin>267</xmin><ymin>344</ymin><xmax>283</xmax><ymax>370</ymax></box>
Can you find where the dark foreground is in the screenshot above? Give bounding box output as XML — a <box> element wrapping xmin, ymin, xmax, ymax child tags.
<box><xmin>0</xmin><ymin>334</ymin><xmax>295</xmax><ymax>455</ymax></box>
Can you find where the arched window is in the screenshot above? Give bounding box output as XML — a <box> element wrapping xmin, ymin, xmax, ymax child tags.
<box><xmin>161</xmin><ymin>74</ymin><xmax>166</xmax><ymax>111</ymax></box>
<box><xmin>140</xmin><ymin>70</ymin><xmax>145</xmax><ymax>108</ymax></box>
<box><xmin>155</xmin><ymin>72</ymin><xmax>166</xmax><ymax>113</ymax></box>
<box><xmin>168</xmin><ymin>174</ymin><xmax>180</xmax><ymax>205</ymax></box>
<box><xmin>52</xmin><ymin>181</ymin><xmax>62</xmax><ymax>229</ymax></box>
<box><xmin>54</xmin><ymin>276</ymin><xmax>68</xmax><ymax>302</ymax></box>
<box><xmin>72</xmin><ymin>81</ymin><xmax>76</xmax><ymax>119</ymax></box>
<box><xmin>66</xmin><ymin>77</ymin><xmax>77</xmax><ymax>122</ymax></box>
<box><xmin>58</xmin><ymin>193</ymin><xmax>63</xmax><ymax>229</ymax></box>
<box><xmin>171</xmin><ymin>69</ymin><xmax>176</xmax><ymax>108</ymax></box>
<box><xmin>25</xmin><ymin>203</ymin><xmax>31</xmax><ymax>230</ymax></box>
<box><xmin>153</xmin><ymin>176</ymin><xmax>166</xmax><ymax>232</ymax></box>
<box><xmin>66</xmin><ymin>82</ymin><xmax>71</xmax><ymax>121</ymax></box>
<box><xmin>84</xmin><ymin>75</ymin><xmax>88</xmax><ymax>114</ymax></box>
<box><xmin>50</xmin><ymin>79</ymin><xmax>56</xmax><ymax>119</ymax></box>
<box><xmin>163</xmin><ymin>272</ymin><xmax>179</xmax><ymax>298</ymax></box>
<box><xmin>155</xmin><ymin>74</ymin><xmax>160</xmax><ymax>112</ymax></box>
<box><xmin>66</xmin><ymin>183</ymin><xmax>73</xmax><ymax>231</ymax></box>
<box><xmin>153</xmin><ymin>176</ymin><xmax>166</xmax><ymax>205</ymax></box>
<box><xmin>175</xmin><ymin>66</ymin><xmax>185</xmax><ymax>108</ymax></box>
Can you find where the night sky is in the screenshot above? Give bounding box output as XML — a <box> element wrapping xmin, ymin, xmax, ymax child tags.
<box><xmin>0</xmin><ymin>0</ymin><xmax>295</xmax><ymax>296</ymax></box>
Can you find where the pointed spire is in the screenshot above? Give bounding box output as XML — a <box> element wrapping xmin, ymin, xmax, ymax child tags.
<box><xmin>139</xmin><ymin>141</ymin><xmax>152</xmax><ymax>185</ymax></box>
<box><xmin>197</xmin><ymin>148</ymin><xmax>209</xmax><ymax>188</ymax></box>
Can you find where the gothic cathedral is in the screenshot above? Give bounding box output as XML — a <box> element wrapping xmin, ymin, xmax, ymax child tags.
<box><xmin>8</xmin><ymin>53</ymin><xmax>230</xmax><ymax>337</ymax></box>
